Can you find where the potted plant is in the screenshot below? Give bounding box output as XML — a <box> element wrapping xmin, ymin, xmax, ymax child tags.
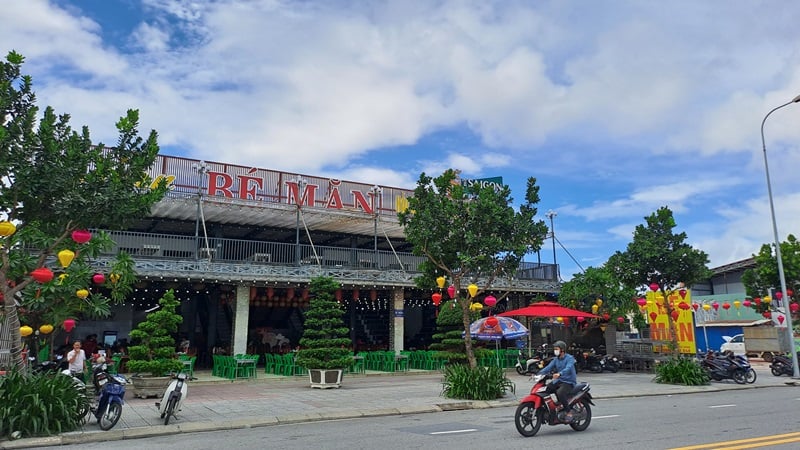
<box><xmin>295</xmin><ymin>276</ymin><xmax>352</xmax><ymax>388</ymax></box>
<box><xmin>127</xmin><ymin>289</ymin><xmax>184</xmax><ymax>398</ymax></box>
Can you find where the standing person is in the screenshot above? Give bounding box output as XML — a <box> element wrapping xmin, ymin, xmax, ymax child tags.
<box><xmin>540</xmin><ymin>340</ymin><xmax>578</xmax><ymax>422</ymax></box>
<box><xmin>66</xmin><ymin>341</ymin><xmax>86</xmax><ymax>382</ymax></box>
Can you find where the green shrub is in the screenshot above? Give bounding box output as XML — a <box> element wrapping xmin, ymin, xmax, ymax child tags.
<box><xmin>0</xmin><ymin>370</ymin><xmax>89</xmax><ymax>438</ymax></box>
<box><xmin>654</xmin><ymin>357</ymin><xmax>709</xmax><ymax>386</ymax></box>
<box><xmin>441</xmin><ymin>364</ymin><xmax>515</xmax><ymax>400</ymax></box>
<box><xmin>296</xmin><ymin>276</ymin><xmax>352</xmax><ymax>370</ymax></box>
<box><xmin>128</xmin><ymin>289</ymin><xmax>184</xmax><ymax>376</ymax></box>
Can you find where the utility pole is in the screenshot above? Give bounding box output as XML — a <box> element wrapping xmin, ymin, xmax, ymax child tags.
<box><xmin>546</xmin><ymin>210</ymin><xmax>558</xmax><ymax>280</ymax></box>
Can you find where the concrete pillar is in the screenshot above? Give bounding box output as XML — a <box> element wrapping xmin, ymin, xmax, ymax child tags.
<box><xmin>232</xmin><ymin>285</ymin><xmax>250</xmax><ymax>355</ymax></box>
<box><xmin>391</xmin><ymin>287</ymin><xmax>404</xmax><ymax>354</ymax></box>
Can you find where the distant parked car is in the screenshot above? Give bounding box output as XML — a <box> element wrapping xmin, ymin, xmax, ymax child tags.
<box><xmin>720</xmin><ymin>334</ymin><xmax>746</xmax><ymax>355</ymax></box>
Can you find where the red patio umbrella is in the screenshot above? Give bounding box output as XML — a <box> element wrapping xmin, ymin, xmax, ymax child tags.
<box><xmin>499</xmin><ymin>301</ymin><xmax>600</xmax><ymax>318</ymax></box>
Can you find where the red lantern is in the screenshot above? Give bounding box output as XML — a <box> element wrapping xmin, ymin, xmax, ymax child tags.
<box><xmin>485</xmin><ymin>316</ymin><xmax>499</xmax><ymax>328</ymax></box>
<box><xmin>670</xmin><ymin>310</ymin><xmax>680</xmax><ymax>321</ymax></box>
<box><xmin>763</xmin><ymin>311</ymin><xmax>772</xmax><ymax>319</ymax></box>
<box><xmin>92</xmin><ymin>273</ymin><xmax>105</xmax><ymax>284</ymax></box>
<box><xmin>678</xmin><ymin>302</ymin><xmax>690</xmax><ymax>310</ymax></box>
<box><xmin>617</xmin><ymin>316</ymin><xmax>624</xmax><ymax>324</ymax></box>
<box><xmin>602</xmin><ymin>313</ymin><xmax>610</xmax><ymax>321</ymax></box>
<box><xmin>754</xmin><ymin>297</ymin><xmax>761</xmax><ymax>306</ymax></box>
<box><xmin>636</xmin><ymin>298</ymin><xmax>647</xmax><ymax>307</ymax></box>
<box><xmin>71</xmin><ymin>229</ymin><xmax>92</xmax><ymax>244</ymax></box>
<box><xmin>790</xmin><ymin>303</ymin><xmax>799</xmax><ymax>313</ymax></box>
<box><xmin>788</xmin><ymin>290</ymin><xmax>794</xmax><ymax>297</ymax></box>
<box><xmin>447</xmin><ymin>285</ymin><xmax>456</xmax><ymax>299</ymax></box>
<box><xmin>649</xmin><ymin>282</ymin><xmax>659</xmax><ymax>292</ymax></box>
<box><xmin>712</xmin><ymin>302</ymin><xmax>720</xmax><ymax>311</ymax></box>
<box><xmin>431</xmin><ymin>292</ymin><xmax>442</xmax><ymax>306</ymax></box>
<box><xmin>679</xmin><ymin>289</ymin><xmax>687</xmax><ymax>299</ymax></box>
<box><xmin>722</xmin><ymin>302</ymin><xmax>731</xmax><ymax>310</ymax></box>
<box><xmin>577</xmin><ymin>316</ymin><xmax>585</xmax><ymax>322</ymax></box>
<box><xmin>63</xmin><ymin>318</ymin><xmax>76</xmax><ymax>333</ymax></box>
<box><xmin>484</xmin><ymin>295</ymin><xmax>497</xmax><ymax>307</ymax></box>
<box><xmin>302</xmin><ymin>288</ymin><xmax>310</xmax><ymax>300</ymax></box>
<box><xmin>649</xmin><ymin>312</ymin><xmax>658</xmax><ymax>322</ymax></box>
<box><xmin>31</xmin><ymin>268</ymin><xmax>54</xmax><ymax>283</ymax></box>
<box><xmin>692</xmin><ymin>303</ymin><xmax>700</xmax><ymax>311</ymax></box>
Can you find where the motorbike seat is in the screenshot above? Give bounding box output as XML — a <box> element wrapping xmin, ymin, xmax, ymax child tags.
<box><xmin>570</xmin><ymin>383</ymin><xmax>588</xmax><ymax>394</ymax></box>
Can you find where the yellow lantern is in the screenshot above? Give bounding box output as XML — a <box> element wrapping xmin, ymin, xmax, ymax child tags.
<box><xmin>470</xmin><ymin>302</ymin><xmax>483</xmax><ymax>311</ymax></box>
<box><xmin>76</xmin><ymin>289</ymin><xmax>89</xmax><ymax>299</ymax></box>
<box><xmin>109</xmin><ymin>273</ymin><xmax>120</xmax><ymax>284</ymax></box>
<box><xmin>596</xmin><ymin>298</ymin><xmax>603</xmax><ymax>307</ymax></box>
<box><xmin>467</xmin><ymin>284</ymin><xmax>478</xmax><ymax>298</ymax></box>
<box><xmin>591</xmin><ymin>304</ymin><xmax>599</xmax><ymax>313</ymax></box>
<box><xmin>702</xmin><ymin>304</ymin><xmax>711</xmax><ymax>311</ymax></box>
<box><xmin>733</xmin><ymin>300</ymin><xmax>741</xmax><ymax>309</ymax></box>
<box><xmin>20</xmin><ymin>326</ymin><xmax>33</xmax><ymax>337</ymax></box>
<box><xmin>763</xmin><ymin>296</ymin><xmax>772</xmax><ymax>304</ymax></box>
<box><xmin>436</xmin><ymin>276</ymin><xmax>446</xmax><ymax>289</ymax></box>
<box><xmin>39</xmin><ymin>324</ymin><xmax>54</xmax><ymax>335</ymax></box>
<box><xmin>556</xmin><ymin>317</ymin><xmax>564</xmax><ymax>323</ymax></box>
<box><xmin>0</xmin><ymin>221</ymin><xmax>17</xmax><ymax>237</ymax></box>
<box><xmin>57</xmin><ymin>249</ymin><xmax>75</xmax><ymax>268</ymax></box>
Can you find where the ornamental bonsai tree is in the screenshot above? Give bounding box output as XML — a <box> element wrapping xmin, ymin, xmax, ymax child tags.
<box><xmin>127</xmin><ymin>290</ymin><xmax>184</xmax><ymax>376</ymax></box>
<box><xmin>295</xmin><ymin>276</ymin><xmax>352</xmax><ymax>370</ymax></box>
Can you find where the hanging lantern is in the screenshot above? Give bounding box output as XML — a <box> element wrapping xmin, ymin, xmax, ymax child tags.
<box><xmin>286</xmin><ymin>287</ymin><xmax>296</xmax><ymax>299</ymax></box>
<box><xmin>649</xmin><ymin>282</ymin><xmax>659</xmax><ymax>292</ymax></box>
<box><xmin>775</xmin><ymin>291</ymin><xmax>783</xmax><ymax>300</ymax></box>
<box><xmin>0</xmin><ymin>221</ymin><xmax>17</xmax><ymax>237</ymax></box>
<box><xmin>649</xmin><ymin>311</ymin><xmax>658</xmax><ymax>321</ymax></box>
<box><xmin>31</xmin><ymin>267</ymin><xmax>54</xmax><ymax>283</ymax></box>
<box><xmin>679</xmin><ymin>289</ymin><xmax>687</xmax><ymax>299</ymax></box>
<box><xmin>595</xmin><ymin>298</ymin><xmax>603</xmax><ymax>307</ymax></box>
<box><xmin>334</xmin><ymin>289</ymin><xmax>342</xmax><ymax>302</ymax></box>
<box><xmin>109</xmin><ymin>273</ymin><xmax>120</xmax><ymax>284</ymax></box>
<box><xmin>577</xmin><ymin>316</ymin><xmax>585</xmax><ymax>322</ymax></box>
<box><xmin>370</xmin><ymin>289</ymin><xmax>377</xmax><ymax>301</ymax></box>
<box><xmin>556</xmin><ymin>317</ymin><xmax>564</xmax><ymax>323</ymax></box>
<box><xmin>470</xmin><ymin>302</ymin><xmax>483</xmax><ymax>312</ymax></box>
<box><xmin>352</xmin><ymin>288</ymin><xmax>359</xmax><ymax>301</ymax></box>
<box><xmin>788</xmin><ymin>289</ymin><xmax>794</xmax><ymax>297</ymax></box>
<box><xmin>71</xmin><ymin>229</ymin><xmax>92</xmax><ymax>244</ymax></box>
<box><xmin>302</xmin><ymin>288</ymin><xmax>310</xmax><ymax>300</ymax></box>
<box><xmin>617</xmin><ymin>316</ymin><xmax>624</xmax><ymax>324</ymax></box>
<box><xmin>92</xmin><ymin>273</ymin><xmax>105</xmax><ymax>284</ymax></box>
<box><xmin>733</xmin><ymin>300</ymin><xmax>741</xmax><ymax>309</ymax></box>
<box><xmin>76</xmin><ymin>289</ymin><xmax>89</xmax><ymax>299</ymax></box>
<box><xmin>436</xmin><ymin>276</ymin><xmax>446</xmax><ymax>289</ymax></box>
<box><xmin>602</xmin><ymin>313</ymin><xmax>610</xmax><ymax>321</ymax></box>
<box><xmin>670</xmin><ymin>310</ymin><xmax>680</xmax><ymax>321</ymax></box>
<box><xmin>712</xmin><ymin>302</ymin><xmax>719</xmax><ymax>311</ymax></box>
<box><xmin>763</xmin><ymin>296</ymin><xmax>772</xmax><ymax>304</ymax></box>
<box><xmin>485</xmin><ymin>316</ymin><xmax>499</xmax><ymax>328</ymax></box>
<box><xmin>790</xmin><ymin>303</ymin><xmax>799</xmax><ymax>313</ymax></box>
<box><xmin>754</xmin><ymin>297</ymin><xmax>761</xmax><ymax>305</ymax></box>
<box><xmin>702</xmin><ymin>304</ymin><xmax>711</xmax><ymax>311</ymax></box>
<box><xmin>692</xmin><ymin>303</ymin><xmax>700</xmax><ymax>311</ymax></box>
<box><xmin>447</xmin><ymin>285</ymin><xmax>456</xmax><ymax>299</ymax></box>
<box><xmin>63</xmin><ymin>319</ymin><xmax>76</xmax><ymax>333</ymax></box>
<box><xmin>484</xmin><ymin>295</ymin><xmax>497</xmax><ymax>307</ymax></box>
<box><xmin>467</xmin><ymin>284</ymin><xmax>478</xmax><ymax>298</ymax></box>
<box><xmin>763</xmin><ymin>311</ymin><xmax>772</xmax><ymax>319</ymax></box>
<box><xmin>57</xmin><ymin>249</ymin><xmax>76</xmax><ymax>268</ymax></box>
<box><xmin>722</xmin><ymin>302</ymin><xmax>731</xmax><ymax>310</ymax></box>
<box><xmin>20</xmin><ymin>326</ymin><xmax>33</xmax><ymax>337</ymax></box>
<box><xmin>636</xmin><ymin>298</ymin><xmax>647</xmax><ymax>307</ymax></box>
<box><xmin>39</xmin><ymin>324</ymin><xmax>54</xmax><ymax>335</ymax></box>
<box><xmin>743</xmin><ymin>300</ymin><xmax>752</xmax><ymax>308</ymax></box>
<box><xmin>591</xmin><ymin>304</ymin><xmax>599</xmax><ymax>313</ymax></box>
<box><xmin>431</xmin><ymin>292</ymin><xmax>442</xmax><ymax>306</ymax></box>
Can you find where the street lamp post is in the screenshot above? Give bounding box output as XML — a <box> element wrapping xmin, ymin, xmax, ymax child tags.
<box><xmin>546</xmin><ymin>210</ymin><xmax>558</xmax><ymax>280</ymax></box>
<box><xmin>294</xmin><ymin>178</ymin><xmax>307</xmax><ymax>266</ymax></box>
<box><xmin>370</xmin><ymin>185</ymin><xmax>383</xmax><ymax>256</ymax></box>
<box><xmin>760</xmin><ymin>94</ymin><xmax>800</xmax><ymax>378</ymax></box>
<box><xmin>192</xmin><ymin>161</ymin><xmax>210</xmax><ymax>260</ymax></box>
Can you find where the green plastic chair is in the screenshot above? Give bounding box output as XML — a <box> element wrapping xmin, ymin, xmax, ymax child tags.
<box><xmin>263</xmin><ymin>353</ymin><xmax>276</xmax><ymax>374</ymax></box>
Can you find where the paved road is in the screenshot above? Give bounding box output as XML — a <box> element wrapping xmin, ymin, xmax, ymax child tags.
<box><xmin>2</xmin><ymin>362</ymin><xmax>798</xmax><ymax>449</ymax></box>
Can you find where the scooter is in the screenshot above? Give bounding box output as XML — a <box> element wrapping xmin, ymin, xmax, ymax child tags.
<box><xmin>90</xmin><ymin>359</ymin><xmax>128</xmax><ymax>430</ymax></box>
<box><xmin>514</xmin><ymin>373</ymin><xmax>594</xmax><ymax>437</ymax></box>
<box><xmin>156</xmin><ymin>372</ymin><xmax>189</xmax><ymax>425</ymax></box>
<box><xmin>699</xmin><ymin>350</ymin><xmax>755</xmax><ymax>384</ymax></box>
<box><xmin>598</xmin><ymin>354</ymin><xmax>620</xmax><ymax>373</ymax></box>
<box><xmin>770</xmin><ymin>352</ymin><xmax>800</xmax><ymax>376</ymax></box>
<box><xmin>515</xmin><ymin>345</ymin><xmax>550</xmax><ymax>375</ymax></box>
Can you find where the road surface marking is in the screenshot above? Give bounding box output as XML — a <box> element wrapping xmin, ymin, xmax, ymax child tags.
<box><xmin>430</xmin><ymin>429</ymin><xmax>478</xmax><ymax>435</ymax></box>
<box><xmin>593</xmin><ymin>414</ymin><xmax>620</xmax><ymax>419</ymax></box>
<box><xmin>708</xmin><ymin>404</ymin><xmax>736</xmax><ymax>408</ymax></box>
<box><xmin>670</xmin><ymin>431</ymin><xmax>800</xmax><ymax>449</ymax></box>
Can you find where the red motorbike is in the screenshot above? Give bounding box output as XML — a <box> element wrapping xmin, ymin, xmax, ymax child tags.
<box><xmin>514</xmin><ymin>373</ymin><xmax>594</xmax><ymax>437</ymax></box>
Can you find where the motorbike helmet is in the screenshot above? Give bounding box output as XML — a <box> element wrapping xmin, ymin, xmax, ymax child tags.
<box><xmin>553</xmin><ymin>341</ymin><xmax>567</xmax><ymax>352</ymax></box>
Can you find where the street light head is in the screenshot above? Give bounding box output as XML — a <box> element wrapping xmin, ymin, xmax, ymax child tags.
<box><xmin>792</xmin><ymin>94</ymin><xmax>800</xmax><ymax>103</ymax></box>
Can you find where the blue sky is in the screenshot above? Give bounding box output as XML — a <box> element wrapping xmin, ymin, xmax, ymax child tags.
<box><xmin>4</xmin><ymin>1</ymin><xmax>800</xmax><ymax>280</ymax></box>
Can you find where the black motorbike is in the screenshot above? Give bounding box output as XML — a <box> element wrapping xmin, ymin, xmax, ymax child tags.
<box><xmin>598</xmin><ymin>354</ymin><xmax>620</xmax><ymax>373</ymax></box>
<box><xmin>770</xmin><ymin>352</ymin><xmax>800</xmax><ymax>376</ymax></box>
<box><xmin>699</xmin><ymin>351</ymin><xmax>755</xmax><ymax>384</ymax></box>
<box><xmin>573</xmin><ymin>348</ymin><xmax>602</xmax><ymax>373</ymax></box>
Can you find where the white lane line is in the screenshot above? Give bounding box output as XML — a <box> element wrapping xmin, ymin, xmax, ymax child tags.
<box><xmin>430</xmin><ymin>429</ymin><xmax>478</xmax><ymax>435</ymax></box>
<box><xmin>594</xmin><ymin>414</ymin><xmax>620</xmax><ymax>419</ymax></box>
<box><xmin>709</xmin><ymin>404</ymin><xmax>737</xmax><ymax>408</ymax></box>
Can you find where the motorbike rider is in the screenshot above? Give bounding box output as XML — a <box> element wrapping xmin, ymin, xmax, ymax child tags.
<box><xmin>540</xmin><ymin>340</ymin><xmax>577</xmax><ymax>422</ymax></box>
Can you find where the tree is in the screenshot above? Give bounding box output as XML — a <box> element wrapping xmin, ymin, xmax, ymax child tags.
<box><xmin>742</xmin><ymin>234</ymin><xmax>800</xmax><ymax>310</ymax></box>
<box><xmin>0</xmin><ymin>50</ymin><xmax>167</xmax><ymax>369</ymax></box>
<box><xmin>295</xmin><ymin>276</ymin><xmax>352</xmax><ymax>370</ymax></box>
<box><xmin>399</xmin><ymin>169</ymin><xmax>548</xmax><ymax>368</ymax></box>
<box><xmin>606</xmin><ymin>206</ymin><xmax>711</xmax><ymax>356</ymax></box>
<box><xmin>558</xmin><ymin>265</ymin><xmax>637</xmax><ymax>318</ymax></box>
<box><xmin>127</xmin><ymin>290</ymin><xmax>184</xmax><ymax>376</ymax></box>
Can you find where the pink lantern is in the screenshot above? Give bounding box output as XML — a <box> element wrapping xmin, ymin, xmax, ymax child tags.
<box><xmin>577</xmin><ymin>316</ymin><xmax>585</xmax><ymax>322</ymax></box>
<box><xmin>776</xmin><ymin>291</ymin><xmax>783</xmax><ymax>300</ymax></box>
<box><xmin>92</xmin><ymin>273</ymin><xmax>105</xmax><ymax>284</ymax></box>
<box><xmin>636</xmin><ymin>298</ymin><xmax>647</xmax><ymax>307</ymax></box>
<box><xmin>63</xmin><ymin>318</ymin><xmax>76</xmax><ymax>333</ymax></box>
<box><xmin>484</xmin><ymin>295</ymin><xmax>497</xmax><ymax>307</ymax></box>
<box><xmin>712</xmin><ymin>302</ymin><xmax>719</xmax><ymax>311</ymax></box>
<box><xmin>447</xmin><ymin>285</ymin><xmax>456</xmax><ymax>299</ymax></box>
<box><xmin>617</xmin><ymin>316</ymin><xmax>624</xmax><ymax>324</ymax></box>
<box><xmin>71</xmin><ymin>229</ymin><xmax>92</xmax><ymax>244</ymax></box>
<box><xmin>743</xmin><ymin>300</ymin><xmax>752</xmax><ymax>308</ymax></box>
<box><xmin>790</xmin><ymin>303</ymin><xmax>799</xmax><ymax>313</ymax></box>
<box><xmin>649</xmin><ymin>282</ymin><xmax>659</xmax><ymax>292</ymax></box>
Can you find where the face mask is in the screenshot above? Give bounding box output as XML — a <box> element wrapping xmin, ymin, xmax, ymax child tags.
<box><xmin>554</xmin><ymin>349</ymin><xmax>561</xmax><ymax>356</ymax></box>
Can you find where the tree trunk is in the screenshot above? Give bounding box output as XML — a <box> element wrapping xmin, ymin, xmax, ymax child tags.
<box><xmin>3</xmin><ymin>298</ymin><xmax>24</xmax><ymax>370</ymax></box>
<box><xmin>462</xmin><ymin>297</ymin><xmax>477</xmax><ymax>368</ymax></box>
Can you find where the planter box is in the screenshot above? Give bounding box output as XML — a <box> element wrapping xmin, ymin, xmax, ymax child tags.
<box><xmin>131</xmin><ymin>375</ymin><xmax>171</xmax><ymax>398</ymax></box>
<box><xmin>308</xmin><ymin>369</ymin><xmax>343</xmax><ymax>389</ymax></box>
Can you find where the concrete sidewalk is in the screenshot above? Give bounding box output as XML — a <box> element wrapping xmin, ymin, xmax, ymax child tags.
<box><xmin>3</xmin><ymin>362</ymin><xmax>798</xmax><ymax>449</ymax></box>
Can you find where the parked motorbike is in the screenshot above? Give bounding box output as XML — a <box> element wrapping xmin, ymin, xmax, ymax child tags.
<box><xmin>514</xmin><ymin>373</ymin><xmax>594</xmax><ymax>437</ymax></box>
<box><xmin>598</xmin><ymin>354</ymin><xmax>620</xmax><ymax>373</ymax></box>
<box><xmin>699</xmin><ymin>350</ymin><xmax>755</xmax><ymax>384</ymax></box>
<box><xmin>89</xmin><ymin>359</ymin><xmax>128</xmax><ymax>430</ymax></box>
<box><xmin>515</xmin><ymin>345</ymin><xmax>554</xmax><ymax>376</ymax></box>
<box><xmin>770</xmin><ymin>352</ymin><xmax>800</xmax><ymax>376</ymax></box>
<box><xmin>573</xmin><ymin>348</ymin><xmax>602</xmax><ymax>373</ymax></box>
<box><xmin>156</xmin><ymin>372</ymin><xmax>189</xmax><ymax>425</ymax></box>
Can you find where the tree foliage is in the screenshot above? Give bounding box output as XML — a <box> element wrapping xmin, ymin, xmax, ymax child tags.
<box><xmin>559</xmin><ymin>265</ymin><xmax>637</xmax><ymax>318</ymax></box>
<box><xmin>742</xmin><ymin>234</ymin><xmax>800</xmax><ymax>308</ymax></box>
<box><xmin>399</xmin><ymin>169</ymin><xmax>548</xmax><ymax>368</ymax></box>
<box><xmin>127</xmin><ymin>290</ymin><xmax>184</xmax><ymax>376</ymax></box>
<box><xmin>606</xmin><ymin>207</ymin><xmax>711</xmax><ymax>355</ymax></box>
<box><xmin>296</xmin><ymin>276</ymin><xmax>352</xmax><ymax>370</ymax></box>
<box><xmin>0</xmin><ymin>50</ymin><xmax>167</xmax><ymax>369</ymax></box>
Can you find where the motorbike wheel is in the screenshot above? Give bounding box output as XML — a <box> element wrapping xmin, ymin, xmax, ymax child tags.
<box><xmin>607</xmin><ymin>362</ymin><xmax>619</xmax><ymax>373</ymax></box>
<box><xmin>745</xmin><ymin>368</ymin><xmax>757</xmax><ymax>384</ymax></box>
<box><xmin>569</xmin><ymin>399</ymin><xmax>592</xmax><ymax>432</ymax></box>
<box><xmin>514</xmin><ymin>402</ymin><xmax>542</xmax><ymax>437</ymax></box>
<box><xmin>771</xmin><ymin>365</ymin><xmax>783</xmax><ymax>376</ymax></box>
<box><xmin>516</xmin><ymin>365</ymin><xmax>526</xmax><ymax>375</ymax></box>
<box><xmin>732</xmin><ymin>370</ymin><xmax>747</xmax><ymax>385</ymax></box>
<box><xmin>589</xmin><ymin>364</ymin><xmax>602</xmax><ymax>373</ymax></box>
<box><xmin>98</xmin><ymin>400</ymin><xmax>122</xmax><ymax>430</ymax></box>
<box><xmin>164</xmin><ymin>396</ymin><xmax>178</xmax><ymax>425</ymax></box>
